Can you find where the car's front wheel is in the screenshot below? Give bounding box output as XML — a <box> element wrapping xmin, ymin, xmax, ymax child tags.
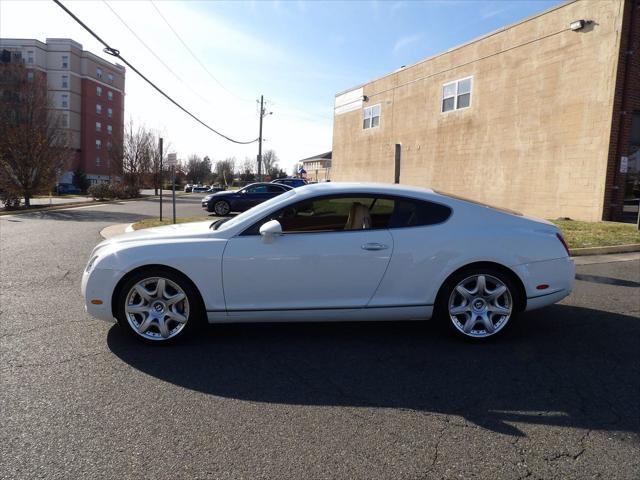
<box><xmin>213</xmin><ymin>200</ymin><xmax>231</xmax><ymax>216</ymax></box>
<box><xmin>116</xmin><ymin>268</ymin><xmax>203</xmax><ymax>343</ymax></box>
<box><xmin>439</xmin><ymin>268</ymin><xmax>520</xmax><ymax>340</ymax></box>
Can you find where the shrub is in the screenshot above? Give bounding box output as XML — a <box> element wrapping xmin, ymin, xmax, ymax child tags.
<box><xmin>124</xmin><ymin>184</ymin><xmax>140</xmax><ymax>198</ymax></box>
<box><xmin>87</xmin><ymin>183</ymin><xmax>112</xmax><ymax>200</ymax></box>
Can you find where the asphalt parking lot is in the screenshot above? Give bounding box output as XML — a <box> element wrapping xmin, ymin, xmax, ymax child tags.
<box><xmin>1</xmin><ymin>195</ymin><xmax>638</xmax><ymax>479</ymax></box>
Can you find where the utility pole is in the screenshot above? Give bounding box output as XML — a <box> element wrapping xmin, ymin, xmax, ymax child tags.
<box><xmin>158</xmin><ymin>137</ymin><xmax>163</xmax><ymax>221</ymax></box>
<box><xmin>257</xmin><ymin>94</ymin><xmax>264</xmax><ymax>182</ymax></box>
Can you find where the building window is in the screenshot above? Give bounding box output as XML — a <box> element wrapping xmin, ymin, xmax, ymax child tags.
<box><xmin>96</xmin><ymin>86</ymin><xmax>102</xmax><ymax>96</ymax></box>
<box><xmin>96</xmin><ymin>139</ymin><xmax>102</xmax><ymax>150</ymax></box>
<box><xmin>442</xmin><ymin>76</ymin><xmax>472</xmax><ymax>113</ymax></box>
<box><xmin>61</xmin><ymin>55</ymin><xmax>68</xmax><ymax>68</ymax></box>
<box><xmin>96</xmin><ymin>156</ymin><xmax>101</xmax><ymax>166</ymax></box>
<box><xmin>108</xmin><ymin>73</ymin><xmax>113</xmax><ymax>84</ymax></box>
<box><xmin>107</xmin><ymin>90</ymin><xmax>113</xmax><ymax>101</ymax></box>
<box><xmin>27</xmin><ymin>50</ymin><xmax>34</xmax><ymax>64</ymax></box>
<box><xmin>96</xmin><ymin>122</ymin><xmax>101</xmax><ymax>132</ymax></box>
<box><xmin>107</xmin><ymin>125</ymin><xmax>113</xmax><ymax>135</ymax></box>
<box><xmin>363</xmin><ymin>104</ymin><xmax>381</xmax><ymax>130</ymax></box>
<box><xmin>96</xmin><ymin>67</ymin><xmax>102</xmax><ymax>79</ymax></box>
<box><xmin>107</xmin><ymin>141</ymin><xmax>112</xmax><ymax>151</ymax></box>
<box><xmin>61</xmin><ymin>75</ymin><xmax>68</xmax><ymax>88</ymax></box>
<box><xmin>96</xmin><ymin>104</ymin><xmax>102</xmax><ymax>114</ymax></box>
<box><xmin>61</xmin><ymin>94</ymin><xmax>69</xmax><ymax>108</ymax></box>
<box><xmin>27</xmin><ymin>71</ymin><xmax>34</xmax><ymax>82</ymax></box>
<box><xmin>107</xmin><ymin>108</ymin><xmax>113</xmax><ymax>118</ymax></box>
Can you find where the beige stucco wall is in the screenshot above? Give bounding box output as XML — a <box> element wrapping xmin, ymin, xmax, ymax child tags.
<box><xmin>332</xmin><ymin>0</ymin><xmax>625</xmax><ymax>221</ymax></box>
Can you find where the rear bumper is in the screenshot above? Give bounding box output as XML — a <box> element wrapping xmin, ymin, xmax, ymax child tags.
<box><xmin>512</xmin><ymin>256</ymin><xmax>575</xmax><ymax>311</ymax></box>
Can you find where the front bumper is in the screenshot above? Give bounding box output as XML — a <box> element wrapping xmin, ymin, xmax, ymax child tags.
<box><xmin>81</xmin><ymin>267</ymin><xmax>119</xmax><ymax>322</ymax></box>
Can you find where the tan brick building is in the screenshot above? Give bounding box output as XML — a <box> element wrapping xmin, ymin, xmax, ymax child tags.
<box><xmin>332</xmin><ymin>0</ymin><xmax>639</xmax><ymax>222</ymax></box>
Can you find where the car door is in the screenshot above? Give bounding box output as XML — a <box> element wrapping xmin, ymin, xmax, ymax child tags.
<box><xmin>222</xmin><ymin>195</ymin><xmax>394</xmax><ymax>311</ymax></box>
<box><xmin>238</xmin><ymin>185</ymin><xmax>270</xmax><ymax>210</ymax></box>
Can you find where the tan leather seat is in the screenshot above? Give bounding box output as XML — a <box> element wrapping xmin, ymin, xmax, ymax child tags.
<box><xmin>344</xmin><ymin>202</ymin><xmax>372</xmax><ymax>230</ymax></box>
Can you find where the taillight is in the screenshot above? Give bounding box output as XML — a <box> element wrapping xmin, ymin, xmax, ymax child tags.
<box><xmin>556</xmin><ymin>233</ymin><xmax>571</xmax><ymax>257</ymax></box>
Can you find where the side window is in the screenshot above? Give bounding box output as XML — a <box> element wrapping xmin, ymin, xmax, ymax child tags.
<box><xmin>388</xmin><ymin>199</ymin><xmax>451</xmax><ymax>227</ymax></box>
<box><xmin>267</xmin><ymin>185</ymin><xmax>286</xmax><ymax>193</ymax></box>
<box><xmin>246</xmin><ymin>185</ymin><xmax>268</xmax><ymax>194</ymax></box>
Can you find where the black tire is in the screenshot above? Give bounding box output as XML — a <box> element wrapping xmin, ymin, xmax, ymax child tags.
<box><xmin>436</xmin><ymin>267</ymin><xmax>521</xmax><ymax>341</ymax></box>
<box><xmin>115</xmin><ymin>267</ymin><xmax>205</xmax><ymax>344</ymax></box>
<box><xmin>213</xmin><ymin>200</ymin><xmax>231</xmax><ymax>216</ymax></box>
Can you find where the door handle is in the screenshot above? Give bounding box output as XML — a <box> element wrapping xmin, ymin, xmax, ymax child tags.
<box><xmin>361</xmin><ymin>242</ymin><xmax>389</xmax><ymax>251</ymax></box>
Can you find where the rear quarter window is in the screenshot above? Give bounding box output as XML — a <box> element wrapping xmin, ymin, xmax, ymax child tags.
<box><xmin>388</xmin><ymin>198</ymin><xmax>452</xmax><ymax>228</ymax></box>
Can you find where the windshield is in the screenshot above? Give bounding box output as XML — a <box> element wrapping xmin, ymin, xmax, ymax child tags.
<box><xmin>216</xmin><ymin>189</ymin><xmax>297</xmax><ymax>231</ymax></box>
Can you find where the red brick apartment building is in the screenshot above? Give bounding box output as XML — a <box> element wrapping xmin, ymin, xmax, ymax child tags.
<box><xmin>0</xmin><ymin>38</ymin><xmax>125</xmax><ymax>184</ymax></box>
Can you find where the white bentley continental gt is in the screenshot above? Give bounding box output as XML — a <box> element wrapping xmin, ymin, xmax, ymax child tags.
<box><xmin>82</xmin><ymin>183</ymin><xmax>575</xmax><ymax>343</ymax></box>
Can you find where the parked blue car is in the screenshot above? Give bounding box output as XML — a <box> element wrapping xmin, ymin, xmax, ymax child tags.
<box><xmin>271</xmin><ymin>177</ymin><xmax>308</xmax><ymax>188</ymax></box>
<box><xmin>202</xmin><ymin>182</ymin><xmax>292</xmax><ymax>216</ymax></box>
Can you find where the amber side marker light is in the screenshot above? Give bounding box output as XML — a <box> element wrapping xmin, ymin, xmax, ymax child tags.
<box><xmin>90</xmin><ymin>299</ymin><xmax>103</xmax><ymax>305</ymax></box>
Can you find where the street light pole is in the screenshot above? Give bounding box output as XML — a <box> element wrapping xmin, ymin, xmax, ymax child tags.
<box><xmin>159</xmin><ymin>137</ymin><xmax>163</xmax><ymax>221</ymax></box>
<box><xmin>257</xmin><ymin>94</ymin><xmax>264</xmax><ymax>182</ymax></box>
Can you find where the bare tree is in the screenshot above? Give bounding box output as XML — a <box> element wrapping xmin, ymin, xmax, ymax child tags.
<box><xmin>261</xmin><ymin>149</ymin><xmax>278</xmax><ymax>175</ymax></box>
<box><xmin>108</xmin><ymin>119</ymin><xmax>153</xmax><ymax>192</ymax></box>
<box><xmin>239</xmin><ymin>157</ymin><xmax>256</xmax><ymax>182</ymax></box>
<box><xmin>185</xmin><ymin>154</ymin><xmax>212</xmax><ymax>184</ymax></box>
<box><xmin>0</xmin><ymin>62</ymin><xmax>72</xmax><ymax>206</ymax></box>
<box><xmin>215</xmin><ymin>158</ymin><xmax>236</xmax><ymax>187</ymax></box>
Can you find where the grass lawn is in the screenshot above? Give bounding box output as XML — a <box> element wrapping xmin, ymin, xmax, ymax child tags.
<box><xmin>132</xmin><ymin>216</ymin><xmax>639</xmax><ymax>249</ymax></box>
<box><xmin>132</xmin><ymin>216</ymin><xmax>212</xmax><ymax>230</ymax></box>
<box><xmin>552</xmin><ymin>220</ymin><xmax>640</xmax><ymax>249</ymax></box>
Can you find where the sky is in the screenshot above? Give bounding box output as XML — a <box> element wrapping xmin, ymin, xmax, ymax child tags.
<box><xmin>0</xmin><ymin>0</ymin><xmax>562</xmax><ymax>172</ymax></box>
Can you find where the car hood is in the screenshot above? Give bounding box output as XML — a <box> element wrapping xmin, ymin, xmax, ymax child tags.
<box><xmin>92</xmin><ymin>221</ymin><xmax>217</xmax><ymax>255</ymax></box>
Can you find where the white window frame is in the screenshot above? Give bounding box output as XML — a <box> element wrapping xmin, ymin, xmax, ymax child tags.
<box><xmin>27</xmin><ymin>50</ymin><xmax>34</xmax><ymax>64</ymax></box>
<box><xmin>61</xmin><ymin>55</ymin><xmax>68</xmax><ymax>68</ymax></box>
<box><xmin>107</xmin><ymin>125</ymin><xmax>113</xmax><ymax>135</ymax></box>
<box><xmin>96</xmin><ymin>86</ymin><xmax>102</xmax><ymax>96</ymax></box>
<box><xmin>96</xmin><ymin>139</ymin><xmax>102</xmax><ymax>150</ymax></box>
<box><xmin>61</xmin><ymin>94</ymin><xmax>69</xmax><ymax>108</ymax></box>
<box><xmin>61</xmin><ymin>75</ymin><xmax>68</xmax><ymax>88</ymax></box>
<box><xmin>362</xmin><ymin>103</ymin><xmax>381</xmax><ymax>130</ymax></box>
<box><xmin>96</xmin><ymin>104</ymin><xmax>102</xmax><ymax>115</ymax></box>
<box><xmin>107</xmin><ymin>108</ymin><xmax>113</xmax><ymax>118</ymax></box>
<box><xmin>96</xmin><ymin>67</ymin><xmax>102</xmax><ymax>79</ymax></box>
<box><xmin>107</xmin><ymin>90</ymin><xmax>113</xmax><ymax>101</ymax></box>
<box><xmin>96</xmin><ymin>121</ymin><xmax>102</xmax><ymax>132</ymax></box>
<box><xmin>107</xmin><ymin>73</ymin><xmax>113</xmax><ymax>84</ymax></box>
<box><xmin>441</xmin><ymin>76</ymin><xmax>473</xmax><ymax>113</ymax></box>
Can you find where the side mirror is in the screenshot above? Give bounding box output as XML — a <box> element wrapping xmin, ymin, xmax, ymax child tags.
<box><xmin>259</xmin><ymin>220</ymin><xmax>282</xmax><ymax>243</ymax></box>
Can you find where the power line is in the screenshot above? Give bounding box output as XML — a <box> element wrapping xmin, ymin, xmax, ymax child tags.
<box><xmin>52</xmin><ymin>0</ymin><xmax>258</xmax><ymax>145</ymax></box>
<box><xmin>102</xmin><ymin>0</ymin><xmax>217</xmax><ymax>110</ymax></box>
<box><xmin>149</xmin><ymin>0</ymin><xmax>255</xmax><ymax>104</ymax></box>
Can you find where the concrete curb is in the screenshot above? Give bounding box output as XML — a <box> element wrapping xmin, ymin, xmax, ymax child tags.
<box><xmin>100</xmin><ymin>223</ymin><xmax>134</xmax><ymax>239</ymax></box>
<box><xmin>0</xmin><ymin>193</ymin><xmax>189</xmax><ymax>217</ymax></box>
<box><xmin>571</xmin><ymin>243</ymin><xmax>640</xmax><ymax>256</ymax></box>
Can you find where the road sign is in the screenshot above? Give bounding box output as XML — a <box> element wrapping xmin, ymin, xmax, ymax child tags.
<box><xmin>166</xmin><ymin>153</ymin><xmax>178</xmax><ymax>167</ymax></box>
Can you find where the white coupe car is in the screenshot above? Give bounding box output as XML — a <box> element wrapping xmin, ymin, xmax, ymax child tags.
<box><xmin>82</xmin><ymin>183</ymin><xmax>575</xmax><ymax>343</ymax></box>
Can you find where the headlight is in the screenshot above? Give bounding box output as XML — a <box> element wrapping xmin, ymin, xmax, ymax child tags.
<box><xmin>204</xmin><ymin>195</ymin><xmax>213</xmax><ymax>201</ymax></box>
<box><xmin>85</xmin><ymin>255</ymin><xmax>99</xmax><ymax>273</ymax></box>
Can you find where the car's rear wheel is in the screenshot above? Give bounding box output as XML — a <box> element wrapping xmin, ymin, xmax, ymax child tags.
<box><xmin>116</xmin><ymin>268</ymin><xmax>202</xmax><ymax>343</ymax></box>
<box><xmin>439</xmin><ymin>268</ymin><xmax>519</xmax><ymax>340</ymax></box>
<box><xmin>213</xmin><ymin>200</ymin><xmax>230</xmax><ymax>216</ymax></box>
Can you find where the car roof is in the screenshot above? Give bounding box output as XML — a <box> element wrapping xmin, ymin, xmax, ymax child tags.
<box><xmin>294</xmin><ymin>182</ymin><xmax>434</xmax><ymax>198</ymax></box>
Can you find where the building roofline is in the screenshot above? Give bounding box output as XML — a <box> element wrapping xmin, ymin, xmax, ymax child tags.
<box><xmin>335</xmin><ymin>0</ymin><xmax>575</xmax><ymax>97</ymax></box>
<box><xmin>300</xmin><ymin>151</ymin><xmax>332</xmax><ymax>162</ymax></box>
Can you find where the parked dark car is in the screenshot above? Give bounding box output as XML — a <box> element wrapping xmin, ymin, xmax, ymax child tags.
<box><xmin>54</xmin><ymin>183</ymin><xmax>82</xmax><ymax>195</ymax></box>
<box><xmin>271</xmin><ymin>177</ymin><xmax>307</xmax><ymax>188</ymax></box>
<box><xmin>206</xmin><ymin>186</ymin><xmax>225</xmax><ymax>193</ymax></box>
<box><xmin>202</xmin><ymin>182</ymin><xmax>292</xmax><ymax>215</ymax></box>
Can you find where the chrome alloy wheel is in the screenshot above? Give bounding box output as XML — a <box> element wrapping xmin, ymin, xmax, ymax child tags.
<box><xmin>448</xmin><ymin>274</ymin><xmax>513</xmax><ymax>338</ymax></box>
<box><xmin>124</xmin><ymin>277</ymin><xmax>190</xmax><ymax>341</ymax></box>
<box><xmin>214</xmin><ymin>201</ymin><xmax>230</xmax><ymax>216</ymax></box>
